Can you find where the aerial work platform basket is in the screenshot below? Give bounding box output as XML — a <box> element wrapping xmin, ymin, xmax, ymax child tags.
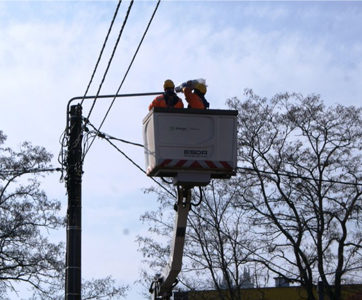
<box><xmin>143</xmin><ymin>107</ymin><xmax>238</xmax><ymax>186</ymax></box>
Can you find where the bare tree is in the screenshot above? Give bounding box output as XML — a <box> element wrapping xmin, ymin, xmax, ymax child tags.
<box><xmin>138</xmin><ymin>91</ymin><xmax>361</xmax><ymax>300</ymax></box>
<box><xmin>227</xmin><ymin>90</ymin><xmax>362</xmax><ymax>300</ymax></box>
<box><xmin>0</xmin><ymin>130</ymin><xmax>63</xmax><ymax>296</ymax></box>
<box><xmin>30</xmin><ymin>274</ymin><xmax>128</xmax><ymax>300</ymax></box>
<box><xmin>0</xmin><ymin>130</ymin><xmax>127</xmax><ymax>299</ymax></box>
<box><xmin>137</xmin><ymin>180</ymin><xmax>260</xmax><ymax>300</ymax></box>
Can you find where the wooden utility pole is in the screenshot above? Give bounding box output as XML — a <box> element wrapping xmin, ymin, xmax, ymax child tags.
<box><xmin>63</xmin><ymin>92</ymin><xmax>162</xmax><ymax>299</ymax></box>
<box><xmin>65</xmin><ymin>104</ymin><xmax>83</xmax><ymax>300</ymax></box>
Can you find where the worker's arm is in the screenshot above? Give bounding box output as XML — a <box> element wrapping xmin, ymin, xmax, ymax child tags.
<box><xmin>183</xmin><ymin>87</ymin><xmax>204</xmax><ymax>109</ymax></box>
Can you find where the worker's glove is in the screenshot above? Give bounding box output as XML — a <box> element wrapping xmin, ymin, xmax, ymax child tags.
<box><xmin>175</xmin><ymin>85</ymin><xmax>183</xmax><ymax>93</ymax></box>
<box><xmin>175</xmin><ymin>80</ymin><xmax>194</xmax><ymax>92</ymax></box>
<box><xmin>175</xmin><ymin>82</ymin><xmax>187</xmax><ymax>93</ymax></box>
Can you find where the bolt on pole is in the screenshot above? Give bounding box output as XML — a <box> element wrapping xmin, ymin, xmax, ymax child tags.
<box><xmin>65</xmin><ymin>104</ymin><xmax>83</xmax><ymax>300</ymax></box>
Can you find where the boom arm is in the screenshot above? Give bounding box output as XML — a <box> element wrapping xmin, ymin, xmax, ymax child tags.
<box><xmin>150</xmin><ymin>187</ymin><xmax>192</xmax><ymax>300</ymax></box>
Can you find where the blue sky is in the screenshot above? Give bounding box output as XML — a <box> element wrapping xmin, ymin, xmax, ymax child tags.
<box><xmin>1</xmin><ymin>1</ymin><xmax>362</xmax><ymax>299</ymax></box>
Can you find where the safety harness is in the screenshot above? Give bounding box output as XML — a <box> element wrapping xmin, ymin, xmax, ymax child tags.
<box><xmin>163</xmin><ymin>91</ymin><xmax>180</xmax><ymax>107</ymax></box>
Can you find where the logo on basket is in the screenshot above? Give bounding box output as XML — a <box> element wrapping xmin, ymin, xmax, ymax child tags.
<box><xmin>170</xmin><ymin>126</ymin><xmax>187</xmax><ymax>131</ymax></box>
<box><xmin>184</xmin><ymin>150</ymin><xmax>208</xmax><ymax>157</ymax></box>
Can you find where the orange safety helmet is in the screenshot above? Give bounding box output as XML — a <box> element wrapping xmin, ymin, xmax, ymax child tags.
<box><xmin>163</xmin><ymin>79</ymin><xmax>175</xmax><ymax>90</ymax></box>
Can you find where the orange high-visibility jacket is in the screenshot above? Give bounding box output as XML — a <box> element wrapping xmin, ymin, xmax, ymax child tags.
<box><xmin>183</xmin><ymin>87</ymin><xmax>205</xmax><ymax>109</ymax></box>
<box><xmin>148</xmin><ymin>93</ymin><xmax>184</xmax><ymax>111</ymax></box>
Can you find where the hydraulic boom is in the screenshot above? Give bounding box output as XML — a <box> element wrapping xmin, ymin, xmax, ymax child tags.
<box><xmin>149</xmin><ymin>186</ymin><xmax>192</xmax><ymax>300</ymax></box>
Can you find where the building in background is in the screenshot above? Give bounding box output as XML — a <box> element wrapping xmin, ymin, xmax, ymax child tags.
<box><xmin>174</xmin><ymin>284</ymin><xmax>362</xmax><ymax>300</ymax></box>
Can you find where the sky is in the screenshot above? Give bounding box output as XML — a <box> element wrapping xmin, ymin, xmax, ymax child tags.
<box><xmin>1</xmin><ymin>0</ymin><xmax>362</xmax><ymax>299</ymax></box>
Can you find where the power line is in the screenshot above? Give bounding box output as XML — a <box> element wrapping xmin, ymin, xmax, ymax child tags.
<box><xmin>237</xmin><ymin>167</ymin><xmax>362</xmax><ymax>187</ymax></box>
<box><xmin>84</xmin><ymin>118</ymin><xmax>175</xmax><ymax>198</ymax></box>
<box><xmin>59</xmin><ymin>1</ymin><xmax>123</xmax><ymax>170</ymax></box>
<box><xmin>83</xmin><ymin>0</ymin><xmax>161</xmax><ymax>159</ymax></box>
<box><xmin>85</xmin><ymin>0</ymin><xmax>134</xmax><ymax>121</ymax></box>
<box><xmin>101</xmin><ymin>136</ymin><xmax>176</xmax><ymax>199</ymax></box>
<box><xmin>80</xmin><ymin>0</ymin><xmax>123</xmax><ymax>107</ymax></box>
<box><xmin>0</xmin><ymin>167</ymin><xmax>62</xmax><ymax>177</ymax></box>
<box><xmin>84</xmin><ymin>119</ymin><xmax>361</xmax><ymax>189</ymax></box>
<box><xmin>85</xmin><ymin>119</ymin><xmax>144</xmax><ymax>148</ymax></box>
<box><xmin>107</xmin><ymin>135</ymin><xmax>144</xmax><ymax>148</ymax></box>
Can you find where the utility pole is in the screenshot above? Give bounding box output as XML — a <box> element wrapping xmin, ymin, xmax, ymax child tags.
<box><xmin>65</xmin><ymin>104</ymin><xmax>83</xmax><ymax>300</ymax></box>
<box><xmin>63</xmin><ymin>92</ymin><xmax>162</xmax><ymax>299</ymax></box>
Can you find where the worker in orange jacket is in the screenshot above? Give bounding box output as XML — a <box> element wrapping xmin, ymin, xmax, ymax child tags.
<box><xmin>148</xmin><ymin>79</ymin><xmax>184</xmax><ymax>110</ymax></box>
<box><xmin>181</xmin><ymin>81</ymin><xmax>209</xmax><ymax>109</ymax></box>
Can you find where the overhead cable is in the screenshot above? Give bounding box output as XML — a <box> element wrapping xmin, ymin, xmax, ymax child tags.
<box><xmin>83</xmin><ymin>120</ymin><xmax>176</xmax><ymax>198</ymax></box>
<box><xmin>84</xmin><ymin>119</ymin><xmax>361</xmax><ymax>189</ymax></box>
<box><xmin>102</xmin><ymin>136</ymin><xmax>176</xmax><ymax>199</ymax></box>
<box><xmin>59</xmin><ymin>0</ymin><xmax>123</xmax><ymax>171</ymax></box>
<box><xmin>1</xmin><ymin>167</ymin><xmax>62</xmax><ymax>177</ymax></box>
<box><xmin>83</xmin><ymin>0</ymin><xmax>161</xmax><ymax>159</ymax></box>
<box><xmin>80</xmin><ymin>0</ymin><xmax>123</xmax><ymax>106</ymax></box>
<box><xmin>85</xmin><ymin>0</ymin><xmax>134</xmax><ymax>122</ymax></box>
<box><xmin>84</xmin><ymin>122</ymin><xmax>176</xmax><ymax>198</ymax></box>
<box><xmin>237</xmin><ymin>167</ymin><xmax>362</xmax><ymax>187</ymax></box>
<box><xmin>85</xmin><ymin>119</ymin><xmax>144</xmax><ymax>148</ymax></box>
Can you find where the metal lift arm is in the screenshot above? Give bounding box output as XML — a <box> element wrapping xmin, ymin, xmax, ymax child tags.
<box><xmin>150</xmin><ymin>187</ymin><xmax>192</xmax><ymax>300</ymax></box>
